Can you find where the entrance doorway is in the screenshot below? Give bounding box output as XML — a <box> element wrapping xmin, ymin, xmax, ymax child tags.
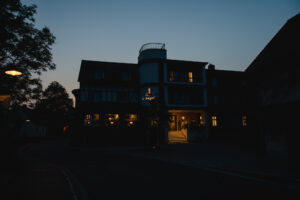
<box><xmin>168</xmin><ymin>110</ymin><xmax>205</xmax><ymax>144</ymax></box>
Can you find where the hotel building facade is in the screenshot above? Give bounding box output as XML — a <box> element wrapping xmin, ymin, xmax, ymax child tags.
<box><xmin>72</xmin><ymin>43</ymin><xmax>247</xmax><ymax>145</ymax></box>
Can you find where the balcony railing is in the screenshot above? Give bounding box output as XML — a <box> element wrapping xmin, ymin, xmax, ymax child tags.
<box><xmin>139</xmin><ymin>43</ymin><xmax>165</xmax><ymax>54</ymax></box>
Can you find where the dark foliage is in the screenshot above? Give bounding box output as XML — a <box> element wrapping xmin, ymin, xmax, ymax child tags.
<box><xmin>0</xmin><ymin>0</ymin><xmax>55</xmax><ymax>107</ymax></box>
<box><xmin>35</xmin><ymin>81</ymin><xmax>73</xmax><ymax>136</ymax></box>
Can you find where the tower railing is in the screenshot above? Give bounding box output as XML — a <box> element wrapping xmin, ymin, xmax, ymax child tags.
<box><xmin>139</xmin><ymin>43</ymin><xmax>165</xmax><ymax>54</ymax></box>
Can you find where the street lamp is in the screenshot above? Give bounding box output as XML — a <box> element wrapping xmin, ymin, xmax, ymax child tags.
<box><xmin>1</xmin><ymin>65</ymin><xmax>22</xmax><ymax>77</ymax></box>
<box><xmin>1</xmin><ymin>66</ymin><xmax>22</xmax><ymax>108</ymax></box>
<box><xmin>4</xmin><ymin>69</ymin><xmax>22</xmax><ymax>76</ymax></box>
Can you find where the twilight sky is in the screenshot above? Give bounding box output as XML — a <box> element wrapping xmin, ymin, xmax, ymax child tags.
<box><xmin>22</xmin><ymin>0</ymin><xmax>300</xmax><ymax>100</ymax></box>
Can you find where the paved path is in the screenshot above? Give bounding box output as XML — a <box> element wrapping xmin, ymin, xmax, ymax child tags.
<box><xmin>99</xmin><ymin>142</ymin><xmax>300</xmax><ymax>189</ymax></box>
<box><xmin>20</xmin><ymin>139</ymin><xmax>300</xmax><ymax>199</ymax></box>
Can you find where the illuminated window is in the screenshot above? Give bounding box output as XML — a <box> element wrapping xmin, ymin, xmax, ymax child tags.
<box><xmin>169</xmin><ymin>71</ymin><xmax>174</xmax><ymax>81</ymax></box>
<box><xmin>84</xmin><ymin>114</ymin><xmax>100</xmax><ymax>126</ymax></box>
<box><xmin>105</xmin><ymin>114</ymin><xmax>119</xmax><ymax>126</ymax></box>
<box><xmin>126</xmin><ymin>114</ymin><xmax>137</xmax><ymax>126</ymax></box>
<box><xmin>242</xmin><ymin>116</ymin><xmax>247</xmax><ymax>127</ymax></box>
<box><xmin>94</xmin><ymin>114</ymin><xmax>99</xmax><ymax>120</ymax></box>
<box><xmin>188</xmin><ymin>72</ymin><xmax>193</xmax><ymax>82</ymax></box>
<box><xmin>212</xmin><ymin>116</ymin><xmax>217</xmax><ymax>127</ymax></box>
<box><xmin>199</xmin><ymin>115</ymin><xmax>205</xmax><ymax>125</ymax></box>
<box><xmin>84</xmin><ymin>114</ymin><xmax>91</xmax><ymax>126</ymax></box>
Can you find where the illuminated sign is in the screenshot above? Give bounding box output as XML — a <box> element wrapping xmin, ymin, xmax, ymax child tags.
<box><xmin>142</xmin><ymin>88</ymin><xmax>156</xmax><ymax>101</ymax></box>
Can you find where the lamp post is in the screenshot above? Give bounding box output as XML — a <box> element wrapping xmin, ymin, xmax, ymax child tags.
<box><xmin>1</xmin><ymin>66</ymin><xmax>22</xmax><ymax>108</ymax></box>
<box><xmin>0</xmin><ymin>66</ymin><xmax>23</xmax><ymax>164</ymax></box>
<box><xmin>142</xmin><ymin>88</ymin><xmax>161</xmax><ymax>149</ymax></box>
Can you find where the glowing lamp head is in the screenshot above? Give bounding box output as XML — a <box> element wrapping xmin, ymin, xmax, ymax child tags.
<box><xmin>5</xmin><ymin>69</ymin><xmax>22</xmax><ymax>76</ymax></box>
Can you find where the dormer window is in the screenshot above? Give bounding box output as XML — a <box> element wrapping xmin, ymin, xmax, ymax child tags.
<box><xmin>95</xmin><ymin>70</ymin><xmax>104</xmax><ymax>80</ymax></box>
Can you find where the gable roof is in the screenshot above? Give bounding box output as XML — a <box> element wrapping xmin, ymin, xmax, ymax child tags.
<box><xmin>78</xmin><ymin>60</ymin><xmax>137</xmax><ymax>81</ymax></box>
<box><xmin>246</xmin><ymin>13</ymin><xmax>300</xmax><ymax>74</ymax></box>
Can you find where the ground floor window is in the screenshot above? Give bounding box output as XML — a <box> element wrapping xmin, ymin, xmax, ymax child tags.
<box><xmin>242</xmin><ymin>116</ymin><xmax>247</xmax><ymax>127</ymax></box>
<box><xmin>84</xmin><ymin>113</ymin><xmax>139</xmax><ymax>127</ymax></box>
<box><xmin>169</xmin><ymin>115</ymin><xmax>177</xmax><ymax>131</ymax></box>
<box><xmin>168</xmin><ymin>110</ymin><xmax>205</xmax><ymax>131</ymax></box>
<box><xmin>212</xmin><ymin>116</ymin><xmax>217</xmax><ymax>127</ymax></box>
<box><xmin>105</xmin><ymin>114</ymin><xmax>120</xmax><ymax>126</ymax></box>
<box><xmin>125</xmin><ymin>114</ymin><xmax>138</xmax><ymax>126</ymax></box>
<box><xmin>84</xmin><ymin>113</ymin><xmax>100</xmax><ymax>126</ymax></box>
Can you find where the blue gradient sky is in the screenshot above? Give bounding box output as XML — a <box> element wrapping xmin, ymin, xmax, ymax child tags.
<box><xmin>22</xmin><ymin>0</ymin><xmax>300</xmax><ymax>99</ymax></box>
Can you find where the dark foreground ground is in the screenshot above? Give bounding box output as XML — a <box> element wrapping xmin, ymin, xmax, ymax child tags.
<box><xmin>3</xmin><ymin>139</ymin><xmax>300</xmax><ymax>200</ymax></box>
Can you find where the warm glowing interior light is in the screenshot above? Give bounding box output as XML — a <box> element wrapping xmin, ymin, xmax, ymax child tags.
<box><xmin>169</xmin><ymin>71</ymin><xmax>174</xmax><ymax>81</ymax></box>
<box><xmin>188</xmin><ymin>72</ymin><xmax>193</xmax><ymax>82</ymax></box>
<box><xmin>129</xmin><ymin>114</ymin><xmax>137</xmax><ymax>119</ymax></box>
<box><xmin>129</xmin><ymin>121</ymin><xmax>134</xmax><ymax>125</ymax></box>
<box><xmin>110</xmin><ymin>121</ymin><xmax>114</xmax><ymax>125</ymax></box>
<box><xmin>181</xmin><ymin>116</ymin><xmax>185</xmax><ymax>120</ymax></box>
<box><xmin>199</xmin><ymin>115</ymin><xmax>205</xmax><ymax>125</ymax></box>
<box><xmin>114</xmin><ymin>114</ymin><xmax>119</xmax><ymax>119</ymax></box>
<box><xmin>84</xmin><ymin>114</ymin><xmax>91</xmax><ymax>125</ymax></box>
<box><xmin>212</xmin><ymin>116</ymin><xmax>217</xmax><ymax>127</ymax></box>
<box><xmin>94</xmin><ymin>114</ymin><xmax>99</xmax><ymax>120</ymax></box>
<box><xmin>242</xmin><ymin>116</ymin><xmax>247</xmax><ymax>127</ymax></box>
<box><xmin>5</xmin><ymin>70</ymin><xmax>22</xmax><ymax>76</ymax></box>
<box><xmin>26</xmin><ymin>119</ymin><xmax>30</xmax><ymax>122</ymax></box>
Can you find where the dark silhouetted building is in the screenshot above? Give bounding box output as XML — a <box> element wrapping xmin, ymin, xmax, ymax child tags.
<box><xmin>245</xmin><ymin>13</ymin><xmax>300</xmax><ymax>158</ymax></box>
<box><xmin>206</xmin><ymin>66</ymin><xmax>248</xmax><ymax>140</ymax></box>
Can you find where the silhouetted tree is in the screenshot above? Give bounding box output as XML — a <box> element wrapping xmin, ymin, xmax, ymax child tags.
<box><xmin>0</xmin><ymin>0</ymin><xmax>55</xmax><ymax>107</ymax></box>
<box><xmin>35</xmin><ymin>81</ymin><xmax>73</xmax><ymax>136</ymax></box>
